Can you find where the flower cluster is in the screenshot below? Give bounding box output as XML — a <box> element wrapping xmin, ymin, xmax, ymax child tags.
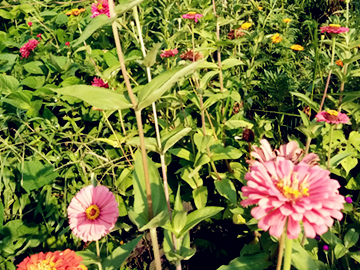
<box><xmin>271</xmin><ymin>33</ymin><xmax>282</xmax><ymax>44</ymax></box>
<box><xmin>180</xmin><ymin>49</ymin><xmax>204</xmax><ymax>62</ymax></box>
<box><xmin>291</xmin><ymin>44</ymin><xmax>304</xmax><ymax>51</ymax></box>
<box><xmin>91</xmin><ymin>0</ymin><xmax>110</xmax><ymax>18</ymax></box>
<box><xmin>17</xmin><ymin>249</ymin><xmax>87</xmax><ymax>270</ymax></box>
<box><xmin>315</xmin><ymin>110</ymin><xmax>350</xmax><ymax>124</ymax></box>
<box><xmin>66</xmin><ymin>8</ymin><xmax>86</xmax><ymax>16</ymax></box>
<box><xmin>160</xmin><ymin>48</ymin><xmax>178</xmax><ymax>58</ymax></box>
<box><xmin>320</xmin><ymin>24</ymin><xmax>349</xmax><ymax>34</ymax></box>
<box><xmin>20</xmin><ymin>39</ymin><xmax>39</xmax><ymax>59</ymax></box>
<box><xmin>182</xmin><ymin>12</ymin><xmax>203</xmax><ymax>23</ymax></box>
<box><xmin>67</xmin><ymin>185</ymin><xmax>118</xmax><ymax>242</ymax></box>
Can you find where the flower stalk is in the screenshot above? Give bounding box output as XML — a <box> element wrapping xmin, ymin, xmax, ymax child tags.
<box><xmin>283</xmin><ymin>235</ymin><xmax>293</xmax><ymax>270</ymax></box>
<box><xmin>327</xmin><ymin>124</ymin><xmax>334</xmax><ymax>169</ymax></box>
<box><xmin>96</xmin><ymin>240</ymin><xmax>103</xmax><ymax>270</ymax></box>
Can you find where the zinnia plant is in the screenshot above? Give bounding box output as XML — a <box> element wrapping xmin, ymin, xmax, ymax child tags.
<box><xmin>20</xmin><ymin>39</ymin><xmax>39</xmax><ymax>59</ymax></box>
<box><xmin>182</xmin><ymin>12</ymin><xmax>203</xmax><ymax>23</ymax></box>
<box><xmin>320</xmin><ymin>24</ymin><xmax>349</xmax><ymax>34</ymax></box>
<box><xmin>315</xmin><ymin>110</ymin><xmax>350</xmax><ymax>125</ymax></box>
<box><xmin>91</xmin><ymin>0</ymin><xmax>110</xmax><ymax>18</ymax></box>
<box><xmin>271</xmin><ymin>33</ymin><xmax>282</xmax><ymax>43</ymax></box>
<box><xmin>160</xmin><ymin>48</ymin><xmax>178</xmax><ymax>58</ymax></box>
<box><xmin>67</xmin><ymin>185</ymin><xmax>119</xmax><ymax>242</ymax></box>
<box><xmin>17</xmin><ymin>249</ymin><xmax>87</xmax><ymax>270</ymax></box>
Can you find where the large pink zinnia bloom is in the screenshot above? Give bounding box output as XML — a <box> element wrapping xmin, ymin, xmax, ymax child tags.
<box><xmin>91</xmin><ymin>0</ymin><xmax>110</xmax><ymax>18</ymax></box>
<box><xmin>20</xmin><ymin>39</ymin><xmax>39</xmax><ymax>59</ymax></box>
<box><xmin>67</xmin><ymin>185</ymin><xmax>119</xmax><ymax>242</ymax></box>
<box><xmin>241</xmin><ymin>158</ymin><xmax>345</xmax><ymax>239</ymax></box>
<box><xmin>160</xmin><ymin>48</ymin><xmax>178</xmax><ymax>58</ymax></box>
<box><xmin>92</xmin><ymin>77</ymin><xmax>109</xmax><ymax>88</ymax></box>
<box><xmin>249</xmin><ymin>139</ymin><xmax>319</xmax><ymax>166</ymax></box>
<box><xmin>315</xmin><ymin>110</ymin><xmax>350</xmax><ymax>124</ymax></box>
<box><xmin>320</xmin><ymin>24</ymin><xmax>349</xmax><ymax>34</ymax></box>
<box><xmin>182</xmin><ymin>12</ymin><xmax>203</xmax><ymax>23</ymax></box>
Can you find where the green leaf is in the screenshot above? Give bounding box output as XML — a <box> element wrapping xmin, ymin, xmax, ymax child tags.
<box><xmin>23</xmin><ymin>61</ymin><xmax>46</xmax><ymax>75</ymax></box>
<box><xmin>221</xmin><ymin>58</ymin><xmax>244</xmax><ymax>70</ymax></box>
<box><xmin>72</xmin><ymin>15</ymin><xmax>116</xmax><ymax>47</ymax></box>
<box><xmin>19</xmin><ymin>161</ymin><xmax>59</xmax><ymax>193</ymax></box>
<box><xmin>114</xmin><ymin>0</ymin><xmax>145</xmax><ymax>15</ymax></box>
<box><xmin>210</xmin><ymin>145</ymin><xmax>243</xmax><ymax>161</ymax></box>
<box><xmin>343</xmin><ymin>53</ymin><xmax>360</xmax><ymax>64</ymax></box>
<box><xmin>143</xmin><ymin>43</ymin><xmax>161</xmax><ymax>67</ymax></box>
<box><xmin>50</xmin><ymin>85</ymin><xmax>133</xmax><ymax>110</ymax></box>
<box><xmin>127</xmin><ymin>137</ymin><xmax>159</xmax><ymax>153</ymax></box>
<box><xmin>174</xmin><ymin>186</ymin><xmax>184</xmax><ymax>212</ymax></box>
<box><xmin>20</xmin><ymin>76</ymin><xmax>45</xmax><ymax>89</ymax></box>
<box><xmin>321</xmin><ymin>230</ymin><xmax>342</xmax><ymax>246</ymax></box>
<box><xmin>193</xmin><ymin>186</ymin><xmax>208</xmax><ymax>209</ymax></box>
<box><xmin>290</xmin><ymin>91</ymin><xmax>319</xmax><ymax>111</ymax></box>
<box><xmin>139</xmin><ymin>210</ymin><xmax>170</xmax><ymax>231</ymax></box>
<box><xmin>0</xmin><ymin>199</ymin><xmax>3</xmax><ymax>230</ymax></box>
<box><xmin>330</xmin><ymin>152</ymin><xmax>353</xmax><ymax>168</ymax></box>
<box><xmin>2</xmin><ymin>91</ymin><xmax>32</xmax><ymax>110</ymax></box>
<box><xmin>200</xmin><ymin>70</ymin><xmax>219</xmax><ymax>89</ymax></box>
<box><xmin>0</xmin><ymin>74</ymin><xmax>20</xmax><ymax>95</ymax></box>
<box><xmin>173</xmin><ymin>211</ymin><xmax>187</xmax><ymax>234</ymax></box>
<box><xmin>291</xmin><ymin>241</ymin><xmax>319</xmax><ymax>270</ymax></box>
<box><xmin>161</xmin><ymin>127</ymin><xmax>192</xmax><ymax>153</ymax></box>
<box><xmin>75</xmin><ymin>250</ymin><xmax>100</xmax><ymax>266</ymax></box>
<box><xmin>137</xmin><ymin>61</ymin><xmax>201</xmax><ymax>110</ymax></box>
<box><xmin>102</xmin><ymin>236</ymin><xmax>143</xmax><ymax>270</ymax></box>
<box><xmin>179</xmin><ymin>206</ymin><xmax>223</xmax><ymax>238</ymax></box>
<box><xmin>0</xmin><ymin>54</ymin><xmax>18</xmax><ymax>72</ymax></box>
<box><xmin>349</xmin><ymin>251</ymin><xmax>360</xmax><ymax>263</ymax></box>
<box><xmin>168</xmin><ymin>148</ymin><xmax>194</xmax><ymax>162</ymax></box>
<box><xmin>215</xmin><ymin>179</ymin><xmax>237</xmax><ymax>205</ymax></box>
<box><xmin>334</xmin><ymin>243</ymin><xmax>348</xmax><ymax>259</ymax></box>
<box><xmin>344</xmin><ymin>228</ymin><xmax>359</xmax><ymax>248</ymax></box>
<box><xmin>224</xmin><ymin>120</ymin><xmax>253</xmax><ymax>129</ymax></box>
<box><xmin>217</xmin><ymin>253</ymin><xmax>272</xmax><ymax>270</ymax></box>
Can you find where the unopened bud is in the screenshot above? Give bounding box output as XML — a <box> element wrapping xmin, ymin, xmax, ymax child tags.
<box><xmin>243</xmin><ymin>128</ymin><xmax>255</xmax><ymax>142</ymax></box>
<box><xmin>232</xmin><ymin>214</ymin><xmax>246</xmax><ymax>224</ymax></box>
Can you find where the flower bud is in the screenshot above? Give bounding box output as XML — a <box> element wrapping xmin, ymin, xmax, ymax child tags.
<box><xmin>243</xmin><ymin>128</ymin><xmax>255</xmax><ymax>143</ymax></box>
<box><xmin>232</xmin><ymin>213</ymin><xmax>246</xmax><ymax>224</ymax></box>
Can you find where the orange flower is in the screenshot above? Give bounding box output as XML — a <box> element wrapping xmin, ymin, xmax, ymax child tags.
<box><xmin>257</xmin><ymin>6</ymin><xmax>263</xmax><ymax>10</ymax></box>
<box><xmin>271</xmin><ymin>33</ymin><xmax>282</xmax><ymax>44</ymax></box>
<box><xmin>335</xmin><ymin>59</ymin><xmax>344</xmax><ymax>67</ymax></box>
<box><xmin>17</xmin><ymin>249</ymin><xmax>87</xmax><ymax>270</ymax></box>
<box><xmin>290</xmin><ymin>44</ymin><xmax>304</xmax><ymax>51</ymax></box>
<box><xmin>66</xmin><ymin>8</ymin><xmax>86</xmax><ymax>16</ymax></box>
<box><xmin>283</xmin><ymin>18</ymin><xmax>292</xmax><ymax>23</ymax></box>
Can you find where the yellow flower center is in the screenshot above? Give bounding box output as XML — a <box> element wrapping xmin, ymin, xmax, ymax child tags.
<box><xmin>98</xmin><ymin>3</ymin><xmax>103</xmax><ymax>10</ymax></box>
<box><xmin>276</xmin><ymin>172</ymin><xmax>309</xmax><ymax>201</ymax></box>
<box><xmin>33</xmin><ymin>260</ymin><xmax>56</xmax><ymax>270</ymax></box>
<box><xmin>327</xmin><ymin>110</ymin><xmax>339</xmax><ymax>116</ymax></box>
<box><xmin>86</xmin><ymin>204</ymin><xmax>100</xmax><ymax>220</ymax></box>
<box><xmin>188</xmin><ymin>12</ymin><xmax>197</xmax><ymax>15</ymax></box>
<box><xmin>329</xmin><ymin>24</ymin><xmax>341</xmax><ymax>28</ymax></box>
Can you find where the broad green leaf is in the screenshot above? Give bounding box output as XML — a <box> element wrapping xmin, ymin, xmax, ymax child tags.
<box><xmin>194</xmin><ymin>153</ymin><xmax>211</xmax><ymax>167</ymax></box>
<box><xmin>2</xmin><ymin>91</ymin><xmax>32</xmax><ymax>110</ymax></box>
<box><xmin>330</xmin><ymin>152</ymin><xmax>353</xmax><ymax>168</ymax></box>
<box><xmin>180</xmin><ymin>167</ymin><xmax>200</xmax><ymax>189</ymax></box>
<box><xmin>215</xmin><ymin>179</ymin><xmax>237</xmax><ymax>205</ymax></box>
<box><xmin>193</xmin><ymin>186</ymin><xmax>208</xmax><ymax>209</ymax></box>
<box><xmin>0</xmin><ymin>10</ymin><xmax>14</xmax><ymax>19</ymax></box>
<box><xmin>137</xmin><ymin>61</ymin><xmax>201</xmax><ymax>110</ymax></box>
<box><xmin>203</xmin><ymin>93</ymin><xmax>229</xmax><ymax>109</ymax></box>
<box><xmin>200</xmin><ymin>70</ymin><xmax>219</xmax><ymax>89</ymax></box>
<box><xmin>0</xmin><ymin>54</ymin><xmax>18</xmax><ymax>72</ymax></box>
<box><xmin>179</xmin><ymin>206</ymin><xmax>223</xmax><ymax>238</ymax></box>
<box><xmin>173</xmin><ymin>211</ymin><xmax>187</xmax><ymax>234</ymax></box>
<box><xmin>50</xmin><ymin>85</ymin><xmax>133</xmax><ymax>110</ymax></box>
<box><xmin>210</xmin><ymin>145</ymin><xmax>243</xmax><ymax>161</ymax></box>
<box><xmin>334</xmin><ymin>243</ymin><xmax>347</xmax><ymax>259</ymax></box>
<box><xmin>143</xmin><ymin>43</ymin><xmax>161</xmax><ymax>67</ymax></box>
<box><xmin>343</xmin><ymin>54</ymin><xmax>360</xmax><ymax>64</ymax></box>
<box><xmin>72</xmin><ymin>15</ymin><xmax>116</xmax><ymax>47</ymax></box>
<box><xmin>291</xmin><ymin>241</ymin><xmax>319</xmax><ymax>270</ymax></box>
<box><xmin>0</xmin><ymin>199</ymin><xmax>3</xmax><ymax>229</ymax></box>
<box><xmin>174</xmin><ymin>186</ymin><xmax>184</xmax><ymax>212</ymax></box>
<box><xmin>225</xmin><ymin>120</ymin><xmax>253</xmax><ymax>129</ymax></box>
<box><xmin>217</xmin><ymin>253</ymin><xmax>272</xmax><ymax>270</ymax></box>
<box><xmin>321</xmin><ymin>230</ymin><xmax>342</xmax><ymax>246</ymax></box>
<box><xmin>162</xmin><ymin>127</ymin><xmax>192</xmax><ymax>153</ymax></box>
<box><xmin>344</xmin><ymin>228</ymin><xmax>359</xmax><ymax>248</ymax></box>
<box><xmin>18</xmin><ymin>161</ymin><xmax>59</xmax><ymax>193</ymax></box>
<box><xmin>20</xmin><ymin>76</ymin><xmax>45</xmax><ymax>89</ymax></box>
<box><xmin>222</xmin><ymin>58</ymin><xmax>244</xmax><ymax>70</ymax></box>
<box><xmin>115</xmin><ymin>0</ymin><xmax>145</xmax><ymax>15</ymax></box>
<box><xmin>139</xmin><ymin>210</ymin><xmax>170</xmax><ymax>231</ymax></box>
<box><xmin>75</xmin><ymin>250</ymin><xmax>99</xmax><ymax>266</ymax></box>
<box><xmin>168</xmin><ymin>148</ymin><xmax>194</xmax><ymax>162</ymax></box>
<box><xmin>349</xmin><ymin>251</ymin><xmax>360</xmax><ymax>263</ymax></box>
<box><xmin>0</xmin><ymin>74</ymin><xmax>20</xmax><ymax>95</ymax></box>
<box><xmin>299</xmin><ymin>110</ymin><xmax>310</xmax><ymax>126</ymax></box>
<box><xmin>23</xmin><ymin>61</ymin><xmax>46</xmax><ymax>75</ymax></box>
<box><xmin>127</xmin><ymin>137</ymin><xmax>159</xmax><ymax>152</ymax></box>
<box><xmin>290</xmin><ymin>91</ymin><xmax>319</xmax><ymax>111</ymax></box>
<box><xmin>194</xmin><ymin>134</ymin><xmax>214</xmax><ymax>152</ymax></box>
<box><xmin>102</xmin><ymin>236</ymin><xmax>143</xmax><ymax>270</ymax></box>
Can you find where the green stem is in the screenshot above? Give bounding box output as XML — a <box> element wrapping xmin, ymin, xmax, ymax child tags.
<box><xmin>327</xmin><ymin>125</ymin><xmax>334</xmax><ymax>169</ymax></box>
<box><xmin>304</xmin><ymin>137</ymin><xmax>312</xmax><ymax>155</ymax></box>
<box><xmin>150</xmin><ymin>228</ymin><xmax>162</xmax><ymax>270</ymax></box>
<box><xmin>283</xmin><ymin>235</ymin><xmax>293</xmax><ymax>270</ymax></box>
<box><xmin>96</xmin><ymin>240</ymin><xmax>103</xmax><ymax>270</ymax></box>
<box><xmin>330</xmin><ymin>36</ymin><xmax>336</xmax><ymax>66</ymax></box>
<box><xmin>346</xmin><ymin>3</ymin><xmax>349</xmax><ymax>28</ymax></box>
<box><xmin>276</xmin><ymin>233</ymin><xmax>285</xmax><ymax>270</ymax></box>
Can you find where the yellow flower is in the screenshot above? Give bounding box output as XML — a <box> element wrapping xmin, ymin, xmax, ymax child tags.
<box><xmin>258</xmin><ymin>6</ymin><xmax>263</xmax><ymax>10</ymax></box>
<box><xmin>241</xmin><ymin>22</ymin><xmax>252</xmax><ymax>30</ymax></box>
<box><xmin>290</xmin><ymin>44</ymin><xmax>304</xmax><ymax>51</ymax></box>
<box><xmin>283</xmin><ymin>18</ymin><xmax>292</xmax><ymax>23</ymax></box>
<box><xmin>66</xmin><ymin>8</ymin><xmax>86</xmax><ymax>16</ymax></box>
<box><xmin>271</xmin><ymin>33</ymin><xmax>282</xmax><ymax>43</ymax></box>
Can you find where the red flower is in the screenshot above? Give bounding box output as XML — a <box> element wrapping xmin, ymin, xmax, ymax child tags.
<box><xmin>19</xmin><ymin>39</ymin><xmax>39</xmax><ymax>59</ymax></box>
<box><xmin>92</xmin><ymin>77</ymin><xmax>109</xmax><ymax>88</ymax></box>
<box><xmin>160</xmin><ymin>48</ymin><xmax>178</xmax><ymax>58</ymax></box>
<box><xmin>28</xmin><ymin>22</ymin><xmax>32</xmax><ymax>27</ymax></box>
<box><xmin>36</xmin><ymin>33</ymin><xmax>42</xmax><ymax>39</ymax></box>
<box><xmin>65</xmin><ymin>41</ymin><xmax>70</xmax><ymax>47</ymax></box>
<box><xmin>320</xmin><ymin>24</ymin><xmax>349</xmax><ymax>34</ymax></box>
<box><xmin>182</xmin><ymin>12</ymin><xmax>203</xmax><ymax>23</ymax></box>
<box><xmin>315</xmin><ymin>110</ymin><xmax>350</xmax><ymax>124</ymax></box>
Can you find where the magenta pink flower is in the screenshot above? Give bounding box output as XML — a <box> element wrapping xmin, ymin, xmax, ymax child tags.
<box><xmin>65</xmin><ymin>41</ymin><xmax>70</xmax><ymax>47</ymax></box>
<box><xmin>320</xmin><ymin>24</ymin><xmax>349</xmax><ymax>34</ymax></box>
<box><xmin>182</xmin><ymin>12</ymin><xmax>203</xmax><ymax>23</ymax></box>
<box><xmin>160</xmin><ymin>48</ymin><xmax>178</xmax><ymax>58</ymax></box>
<box><xmin>249</xmin><ymin>139</ymin><xmax>319</xmax><ymax>166</ymax></box>
<box><xmin>92</xmin><ymin>77</ymin><xmax>109</xmax><ymax>88</ymax></box>
<box><xmin>91</xmin><ymin>0</ymin><xmax>110</xmax><ymax>18</ymax></box>
<box><xmin>36</xmin><ymin>33</ymin><xmax>42</xmax><ymax>39</ymax></box>
<box><xmin>241</xmin><ymin>158</ymin><xmax>345</xmax><ymax>239</ymax></box>
<box><xmin>28</xmin><ymin>22</ymin><xmax>32</xmax><ymax>27</ymax></box>
<box><xmin>67</xmin><ymin>185</ymin><xmax>119</xmax><ymax>242</ymax></box>
<box><xmin>315</xmin><ymin>110</ymin><xmax>350</xmax><ymax>124</ymax></box>
<box><xmin>20</xmin><ymin>39</ymin><xmax>39</xmax><ymax>59</ymax></box>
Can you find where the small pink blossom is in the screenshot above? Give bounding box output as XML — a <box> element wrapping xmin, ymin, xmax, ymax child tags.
<box><xmin>241</xmin><ymin>158</ymin><xmax>345</xmax><ymax>239</ymax></box>
<box><xmin>182</xmin><ymin>12</ymin><xmax>203</xmax><ymax>23</ymax></box>
<box><xmin>160</xmin><ymin>48</ymin><xmax>178</xmax><ymax>58</ymax></box>
<box><xmin>320</xmin><ymin>24</ymin><xmax>349</xmax><ymax>34</ymax></box>
<box><xmin>91</xmin><ymin>0</ymin><xmax>110</xmax><ymax>18</ymax></box>
<box><xmin>37</xmin><ymin>33</ymin><xmax>42</xmax><ymax>39</ymax></box>
<box><xmin>249</xmin><ymin>139</ymin><xmax>319</xmax><ymax>166</ymax></box>
<box><xmin>20</xmin><ymin>39</ymin><xmax>39</xmax><ymax>59</ymax></box>
<box><xmin>65</xmin><ymin>41</ymin><xmax>70</xmax><ymax>47</ymax></box>
<box><xmin>92</xmin><ymin>77</ymin><xmax>109</xmax><ymax>88</ymax></box>
<box><xmin>315</xmin><ymin>110</ymin><xmax>350</xmax><ymax>124</ymax></box>
<box><xmin>28</xmin><ymin>22</ymin><xmax>32</xmax><ymax>27</ymax></box>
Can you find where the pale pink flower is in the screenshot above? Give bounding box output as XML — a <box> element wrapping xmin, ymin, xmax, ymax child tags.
<box><xmin>182</xmin><ymin>12</ymin><xmax>203</xmax><ymax>23</ymax></box>
<box><xmin>249</xmin><ymin>139</ymin><xmax>319</xmax><ymax>166</ymax></box>
<box><xmin>320</xmin><ymin>24</ymin><xmax>349</xmax><ymax>34</ymax></box>
<box><xmin>20</xmin><ymin>39</ymin><xmax>39</xmax><ymax>59</ymax></box>
<box><xmin>160</xmin><ymin>48</ymin><xmax>178</xmax><ymax>58</ymax></box>
<box><xmin>315</xmin><ymin>110</ymin><xmax>350</xmax><ymax>124</ymax></box>
<box><xmin>92</xmin><ymin>77</ymin><xmax>109</xmax><ymax>88</ymax></box>
<box><xmin>67</xmin><ymin>185</ymin><xmax>119</xmax><ymax>242</ymax></box>
<box><xmin>91</xmin><ymin>0</ymin><xmax>110</xmax><ymax>18</ymax></box>
<box><xmin>241</xmin><ymin>158</ymin><xmax>345</xmax><ymax>239</ymax></box>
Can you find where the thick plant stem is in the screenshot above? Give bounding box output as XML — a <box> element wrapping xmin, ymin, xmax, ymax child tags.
<box><xmin>276</xmin><ymin>233</ymin><xmax>285</xmax><ymax>270</ymax></box>
<box><xmin>96</xmin><ymin>241</ymin><xmax>103</xmax><ymax>270</ymax></box>
<box><xmin>346</xmin><ymin>2</ymin><xmax>349</xmax><ymax>28</ymax></box>
<box><xmin>304</xmin><ymin>137</ymin><xmax>312</xmax><ymax>155</ymax></box>
<box><xmin>283</xmin><ymin>236</ymin><xmax>293</xmax><ymax>270</ymax></box>
<box><xmin>327</xmin><ymin>125</ymin><xmax>334</xmax><ymax>169</ymax></box>
<box><xmin>150</xmin><ymin>228</ymin><xmax>162</xmax><ymax>270</ymax></box>
<box><xmin>338</xmin><ymin>64</ymin><xmax>348</xmax><ymax>110</ymax></box>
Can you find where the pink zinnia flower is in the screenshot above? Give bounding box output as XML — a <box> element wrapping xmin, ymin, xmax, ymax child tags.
<box><xmin>160</xmin><ymin>48</ymin><xmax>178</xmax><ymax>58</ymax></box>
<box><xmin>19</xmin><ymin>39</ymin><xmax>39</xmax><ymax>59</ymax></box>
<box><xmin>65</xmin><ymin>41</ymin><xmax>70</xmax><ymax>47</ymax></box>
<box><xmin>92</xmin><ymin>77</ymin><xmax>109</xmax><ymax>88</ymax></box>
<box><xmin>182</xmin><ymin>12</ymin><xmax>203</xmax><ymax>23</ymax></box>
<box><xmin>28</xmin><ymin>22</ymin><xmax>32</xmax><ymax>27</ymax></box>
<box><xmin>241</xmin><ymin>158</ymin><xmax>345</xmax><ymax>239</ymax></box>
<box><xmin>91</xmin><ymin>0</ymin><xmax>110</xmax><ymax>18</ymax></box>
<box><xmin>315</xmin><ymin>110</ymin><xmax>350</xmax><ymax>124</ymax></box>
<box><xmin>37</xmin><ymin>33</ymin><xmax>42</xmax><ymax>39</ymax></box>
<box><xmin>249</xmin><ymin>139</ymin><xmax>319</xmax><ymax>166</ymax></box>
<box><xmin>67</xmin><ymin>185</ymin><xmax>119</xmax><ymax>242</ymax></box>
<box><xmin>320</xmin><ymin>24</ymin><xmax>349</xmax><ymax>34</ymax></box>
